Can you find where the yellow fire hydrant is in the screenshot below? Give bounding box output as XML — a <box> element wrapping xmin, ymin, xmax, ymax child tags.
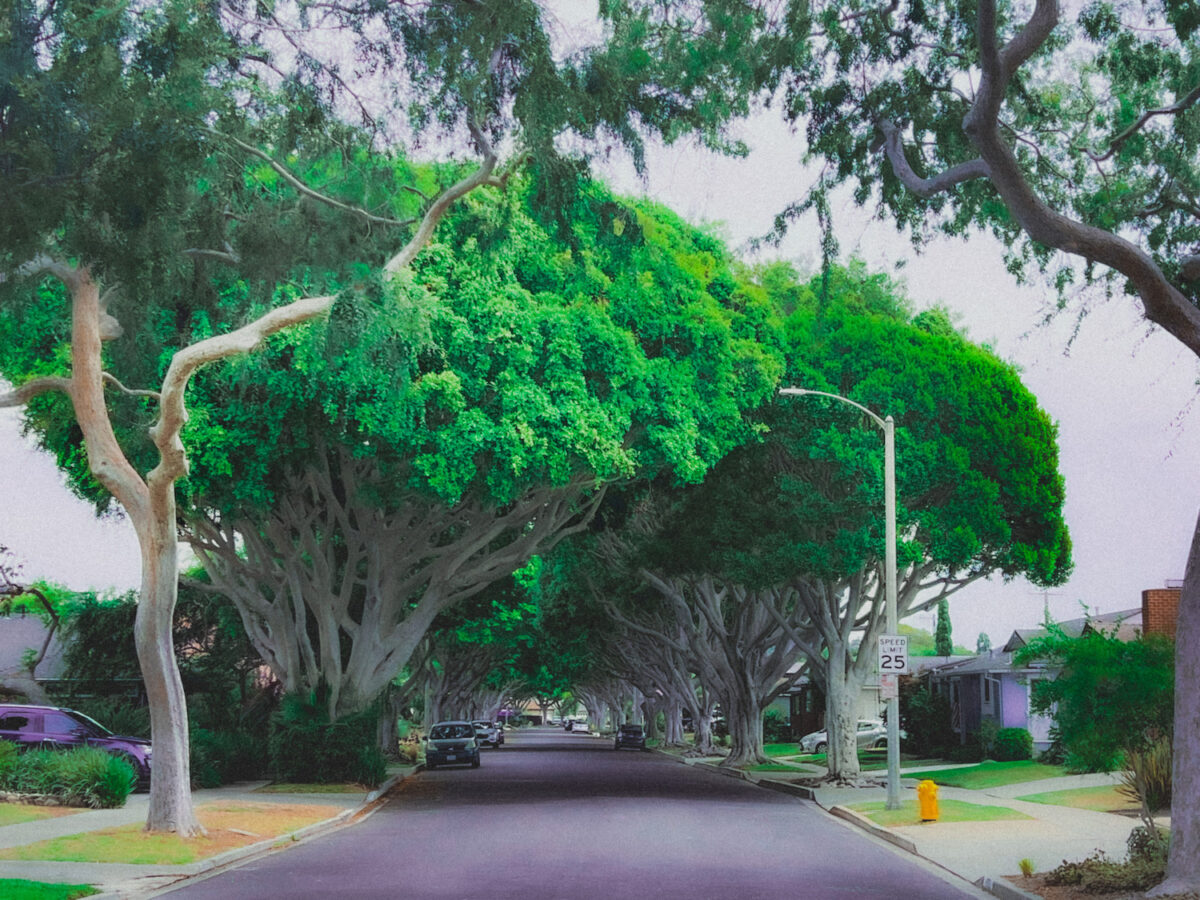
<box><xmin>918</xmin><ymin>779</ymin><xmax>939</xmax><ymax>822</ymax></box>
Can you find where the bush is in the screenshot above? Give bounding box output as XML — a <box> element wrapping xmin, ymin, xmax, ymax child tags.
<box><xmin>1119</xmin><ymin>736</ymin><xmax>1172</xmax><ymax>815</ymax></box>
<box><xmin>1127</xmin><ymin>825</ymin><xmax>1170</xmax><ymax>865</ymax></box>
<box><xmin>948</xmin><ymin>741</ymin><xmax>983</xmax><ymax>763</ymax></box>
<box><xmin>1044</xmin><ymin>849</ymin><xmax>1167</xmax><ymax>894</ymax></box>
<box><xmin>192</xmin><ymin>728</ymin><xmax>267</xmax><ymax>789</ymax></box>
<box><xmin>993</xmin><ymin>728</ymin><xmax>1033</xmax><ymax>762</ymax></box>
<box><xmin>762</xmin><ymin>709</ymin><xmax>790</xmax><ymax>743</ymax></box>
<box><xmin>0</xmin><ymin>747</ymin><xmax>134</xmax><ymax>808</ymax></box>
<box><xmin>898</xmin><ymin>682</ymin><xmax>955</xmax><ymax>756</ymax></box>
<box><xmin>0</xmin><ymin>741</ymin><xmax>18</xmax><ymax>787</ymax></box>
<box><xmin>269</xmin><ymin>692</ymin><xmax>386</xmax><ymax>787</ymax></box>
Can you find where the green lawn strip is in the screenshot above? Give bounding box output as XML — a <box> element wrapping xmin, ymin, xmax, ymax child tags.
<box><xmin>746</xmin><ymin>762</ymin><xmax>811</xmax><ymax>772</ymax></box>
<box><xmin>0</xmin><ymin>879</ymin><xmax>99</xmax><ymax>899</ymax></box>
<box><xmin>254</xmin><ymin>783</ymin><xmax>367</xmax><ymax>794</ymax></box>
<box><xmin>764</xmin><ymin>743</ymin><xmax>800</xmax><ymax>758</ymax></box>
<box><xmin>1015</xmin><ymin>784</ymin><xmax>1140</xmax><ymax>813</ymax></box>
<box><xmin>911</xmin><ymin>761</ymin><xmax>1069</xmax><ymax>789</ymax></box>
<box><xmin>0</xmin><ymin>805</ymin><xmax>84</xmax><ymax>827</ymax></box>
<box><xmin>849</xmin><ymin>797</ymin><xmax>1033</xmax><ymax>827</ymax></box>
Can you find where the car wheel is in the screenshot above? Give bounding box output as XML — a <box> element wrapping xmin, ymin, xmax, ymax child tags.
<box><xmin>815</xmin><ymin>741</ymin><xmax>827</xmax><ymax>754</ymax></box>
<box><xmin>471</xmin><ymin>757</ymin><xmax>480</xmax><ymax>769</ymax></box>
<box><xmin>426</xmin><ymin>762</ymin><xmax>437</xmax><ymax>770</ymax></box>
<box><xmin>874</xmin><ymin>738</ymin><xmax>887</xmax><ymax>749</ymax></box>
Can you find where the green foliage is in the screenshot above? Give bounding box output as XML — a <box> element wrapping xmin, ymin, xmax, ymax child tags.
<box><xmin>1119</xmin><ymin>736</ymin><xmax>1173</xmax><ymax>816</ymax></box>
<box><xmin>1045</xmin><ymin>849</ymin><xmax>1167</xmax><ymax>893</ymax></box>
<box><xmin>976</xmin><ymin>632</ymin><xmax>992</xmax><ymax>654</ymax></box>
<box><xmin>268</xmin><ymin>692</ymin><xmax>387</xmax><ymax>787</ymax></box>
<box><xmin>934</xmin><ymin>598</ymin><xmax>953</xmax><ymax>657</ymax></box>
<box><xmin>1015</xmin><ymin>626</ymin><xmax>1174</xmax><ymax>773</ymax></box>
<box><xmin>761</xmin><ymin>709</ymin><xmax>790</xmax><ymax>743</ymax></box>
<box><xmin>948</xmin><ymin>741</ymin><xmax>984</xmax><ymax>764</ymax></box>
<box><xmin>0</xmin><ymin>878</ymin><xmax>99</xmax><ymax>899</ymax></box>
<box><xmin>0</xmin><ymin>740</ymin><xmax>18</xmax><ymax>784</ymax></box>
<box><xmin>900</xmin><ymin>624</ymin><xmax>971</xmax><ymax>657</ymax></box>
<box><xmin>994</xmin><ymin>728</ymin><xmax>1035</xmax><ymax>762</ymax></box>
<box><xmin>0</xmin><ymin>748</ymin><xmax>134</xmax><ymax>809</ymax></box>
<box><xmin>190</xmin><ymin>728</ymin><xmax>265</xmax><ymax>790</ymax></box>
<box><xmin>898</xmin><ymin>680</ymin><xmax>955</xmax><ymax>756</ymax></box>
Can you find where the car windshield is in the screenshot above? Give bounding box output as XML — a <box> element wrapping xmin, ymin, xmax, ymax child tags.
<box><xmin>67</xmin><ymin>710</ymin><xmax>111</xmax><ymax>736</ymax></box>
<box><xmin>473</xmin><ymin>722</ymin><xmax>491</xmax><ymax>729</ymax></box>
<box><xmin>430</xmin><ymin>724</ymin><xmax>472</xmax><ymax>740</ymax></box>
<box><xmin>620</xmin><ymin>725</ymin><xmax>643</xmax><ymax>733</ymax></box>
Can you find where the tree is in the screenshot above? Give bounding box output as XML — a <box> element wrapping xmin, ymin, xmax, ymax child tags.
<box><xmin>636</xmin><ymin>0</ymin><xmax>1200</xmax><ymax>886</ymax></box>
<box><xmin>0</xmin><ymin>547</ymin><xmax>65</xmax><ymax>703</ymax></box>
<box><xmin>977</xmin><ymin>632</ymin><xmax>992</xmax><ymax>654</ymax></box>
<box><xmin>934</xmin><ymin>598</ymin><xmax>953</xmax><ymax>657</ymax></box>
<box><xmin>177</xmin><ymin>180</ymin><xmax>779</xmax><ymax>722</ymax></box>
<box><xmin>631</xmin><ymin>262</ymin><xmax>1070</xmax><ymax>781</ymax></box>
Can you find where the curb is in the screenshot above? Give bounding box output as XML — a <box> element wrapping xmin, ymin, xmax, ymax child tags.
<box><xmin>89</xmin><ymin>769</ymin><xmax>415</xmax><ymax>899</ymax></box>
<box><xmin>973</xmin><ymin>875</ymin><xmax>1044</xmax><ymax>900</ymax></box>
<box><xmin>828</xmin><ymin>805</ymin><xmax>918</xmax><ymax>854</ymax></box>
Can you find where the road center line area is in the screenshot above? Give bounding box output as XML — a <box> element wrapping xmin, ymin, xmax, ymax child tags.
<box><xmin>160</xmin><ymin>728</ymin><xmax>987</xmax><ymax>900</ymax></box>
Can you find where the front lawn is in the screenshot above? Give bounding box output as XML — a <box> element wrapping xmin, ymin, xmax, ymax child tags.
<box><xmin>1015</xmin><ymin>784</ymin><xmax>1141</xmax><ymax>813</ymax></box>
<box><xmin>0</xmin><ymin>879</ymin><xmax>98</xmax><ymax>900</ymax></box>
<box><xmin>255</xmin><ymin>783</ymin><xmax>368</xmax><ymax>794</ymax></box>
<box><xmin>912</xmin><ymin>760</ymin><xmax>1068</xmax><ymax>789</ymax></box>
<box><xmin>764</xmin><ymin>743</ymin><xmax>801</xmax><ymax>758</ymax></box>
<box><xmin>0</xmin><ymin>802</ymin><xmax>343</xmax><ymax>865</ymax></box>
<box><xmin>849</xmin><ymin>797</ymin><xmax>1033</xmax><ymax>827</ymax></box>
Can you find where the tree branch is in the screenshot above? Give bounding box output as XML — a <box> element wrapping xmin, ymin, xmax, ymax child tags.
<box><xmin>0</xmin><ymin>376</ymin><xmax>72</xmax><ymax>408</ymax></box>
<box><xmin>878</xmin><ymin>119</ymin><xmax>991</xmax><ymax>198</ymax></box>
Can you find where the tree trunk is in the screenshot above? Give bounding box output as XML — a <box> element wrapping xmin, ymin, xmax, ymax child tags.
<box><xmin>824</xmin><ymin>644</ymin><xmax>861</xmax><ymax>783</ymax></box>
<box><xmin>1149</xmin><ymin>510</ymin><xmax>1200</xmax><ymax>895</ymax></box>
<box><xmin>721</xmin><ymin>690</ymin><xmax>766</xmax><ymax>767</ymax></box>
<box><xmin>134</xmin><ymin>492</ymin><xmax>202</xmax><ymax>835</ymax></box>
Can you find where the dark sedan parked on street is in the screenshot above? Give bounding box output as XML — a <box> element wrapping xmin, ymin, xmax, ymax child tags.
<box><xmin>0</xmin><ymin>704</ymin><xmax>152</xmax><ymax>788</ymax></box>
<box><xmin>425</xmin><ymin>721</ymin><xmax>481</xmax><ymax>769</ymax></box>
<box><xmin>613</xmin><ymin>723</ymin><xmax>647</xmax><ymax>751</ymax></box>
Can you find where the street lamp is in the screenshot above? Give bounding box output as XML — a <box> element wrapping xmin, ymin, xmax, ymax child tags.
<box><xmin>780</xmin><ymin>387</ymin><xmax>901</xmax><ymax>811</ymax></box>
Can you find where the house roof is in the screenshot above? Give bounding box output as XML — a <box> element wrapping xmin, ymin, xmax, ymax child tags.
<box><xmin>1001</xmin><ymin>607</ymin><xmax>1141</xmax><ymax>652</ymax></box>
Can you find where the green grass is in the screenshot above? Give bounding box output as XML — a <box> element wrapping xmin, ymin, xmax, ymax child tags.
<box><xmin>254</xmin><ymin>783</ymin><xmax>367</xmax><ymax>794</ymax></box>
<box><xmin>764</xmin><ymin>743</ymin><xmax>800</xmax><ymax>758</ymax></box>
<box><xmin>1015</xmin><ymin>784</ymin><xmax>1141</xmax><ymax>813</ymax></box>
<box><xmin>747</xmin><ymin>762</ymin><xmax>810</xmax><ymax>772</ymax></box>
<box><xmin>910</xmin><ymin>760</ymin><xmax>1068</xmax><ymax>789</ymax></box>
<box><xmin>0</xmin><ymin>805</ymin><xmax>83</xmax><ymax>827</ymax></box>
<box><xmin>849</xmin><ymin>797</ymin><xmax>1033</xmax><ymax>827</ymax></box>
<box><xmin>0</xmin><ymin>880</ymin><xmax>98</xmax><ymax>900</ymax></box>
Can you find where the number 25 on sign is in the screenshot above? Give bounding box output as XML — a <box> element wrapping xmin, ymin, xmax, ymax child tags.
<box><xmin>878</xmin><ymin>635</ymin><xmax>909</xmax><ymax>675</ymax></box>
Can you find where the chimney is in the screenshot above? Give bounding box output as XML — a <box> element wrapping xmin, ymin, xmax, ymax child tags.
<box><xmin>1142</xmin><ymin>583</ymin><xmax>1182</xmax><ymax>640</ymax></box>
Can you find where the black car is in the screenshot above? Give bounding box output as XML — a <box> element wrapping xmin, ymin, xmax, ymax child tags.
<box><xmin>614</xmin><ymin>723</ymin><xmax>647</xmax><ymax>751</ymax></box>
<box><xmin>0</xmin><ymin>704</ymin><xmax>152</xmax><ymax>788</ymax></box>
<box><xmin>425</xmin><ymin>721</ymin><xmax>481</xmax><ymax>769</ymax></box>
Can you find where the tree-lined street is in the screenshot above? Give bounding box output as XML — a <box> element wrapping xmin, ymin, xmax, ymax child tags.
<box><xmin>161</xmin><ymin>728</ymin><xmax>982</xmax><ymax>900</ymax></box>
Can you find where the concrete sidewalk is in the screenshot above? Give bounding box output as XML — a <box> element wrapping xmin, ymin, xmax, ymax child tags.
<box><xmin>0</xmin><ymin>769</ymin><xmax>415</xmax><ymax>899</ymax></box>
<box><xmin>685</xmin><ymin>756</ymin><xmax>1153</xmax><ymax>900</ymax></box>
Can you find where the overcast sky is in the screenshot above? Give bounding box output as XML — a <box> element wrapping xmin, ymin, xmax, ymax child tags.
<box><xmin>3</xmin><ymin>29</ymin><xmax>1198</xmax><ymax>648</ymax></box>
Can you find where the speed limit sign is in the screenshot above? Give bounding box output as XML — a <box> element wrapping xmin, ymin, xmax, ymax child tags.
<box><xmin>879</xmin><ymin>635</ymin><xmax>909</xmax><ymax>675</ymax></box>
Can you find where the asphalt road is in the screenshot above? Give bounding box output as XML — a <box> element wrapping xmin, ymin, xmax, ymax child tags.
<box><xmin>161</xmin><ymin>727</ymin><xmax>984</xmax><ymax>900</ymax></box>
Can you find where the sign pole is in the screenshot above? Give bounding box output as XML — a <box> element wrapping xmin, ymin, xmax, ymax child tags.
<box><xmin>884</xmin><ymin>415</ymin><xmax>901</xmax><ymax>811</ymax></box>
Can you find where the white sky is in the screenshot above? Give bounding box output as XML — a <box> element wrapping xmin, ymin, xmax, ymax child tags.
<box><xmin>3</xmin><ymin>13</ymin><xmax>1198</xmax><ymax>648</ymax></box>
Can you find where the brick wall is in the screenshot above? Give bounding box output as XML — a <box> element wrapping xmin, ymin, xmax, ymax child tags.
<box><xmin>1141</xmin><ymin>587</ymin><xmax>1181</xmax><ymax>639</ymax></box>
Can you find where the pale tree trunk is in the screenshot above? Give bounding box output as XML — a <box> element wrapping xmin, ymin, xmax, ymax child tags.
<box><xmin>723</xmin><ymin>694</ymin><xmax>765</xmax><ymax>768</ymax></box>
<box><xmin>1</xmin><ymin>261</ymin><xmax>333</xmax><ymax>835</ymax></box>
<box><xmin>824</xmin><ymin>642</ymin><xmax>861</xmax><ymax>783</ymax></box>
<box><xmin>663</xmin><ymin>702</ymin><xmax>684</xmax><ymax>745</ymax></box>
<box><xmin>1149</xmin><ymin>510</ymin><xmax>1200</xmax><ymax>895</ymax></box>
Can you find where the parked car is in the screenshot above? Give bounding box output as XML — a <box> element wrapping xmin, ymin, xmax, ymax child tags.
<box><xmin>424</xmin><ymin>721</ymin><xmax>481</xmax><ymax>769</ymax></box>
<box><xmin>472</xmin><ymin>720</ymin><xmax>503</xmax><ymax>748</ymax></box>
<box><xmin>0</xmin><ymin>704</ymin><xmax>152</xmax><ymax>788</ymax></box>
<box><xmin>798</xmin><ymin>719</ymin><xmax>904</xmax><ymax>754</ymax></box>
<box><xmin>570</xmin><ymin>720</ymin><xmax>590</xmax><ymax>733</ymax></box>
<box><xmin>613</xmin><ymin>723</ymin><xmax>647</xmax><ymax>751</ymax></box>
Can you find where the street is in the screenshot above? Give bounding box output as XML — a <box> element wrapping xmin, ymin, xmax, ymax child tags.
<box><xmin>161</xmin><ymin>727</ymin><xmax>984</xmax><ymax>900</ymax></box>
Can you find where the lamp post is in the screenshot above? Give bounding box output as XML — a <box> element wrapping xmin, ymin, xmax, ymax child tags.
<box><xmin>780</xmin><ymin>387</ymin><xmax>901</xmax><ymax>810</ymax></box>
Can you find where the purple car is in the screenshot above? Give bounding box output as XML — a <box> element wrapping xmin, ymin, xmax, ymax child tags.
<box><xmin>0</xmin><ymin>704</ymin><xmax>152</xmax><ymax>789</ymax></box>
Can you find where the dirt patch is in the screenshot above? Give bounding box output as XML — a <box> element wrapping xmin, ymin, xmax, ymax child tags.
<box><xmin>1004</xmin><ymin>874</ymin><xmax>1200</xmax><ymax>900</ymax></box>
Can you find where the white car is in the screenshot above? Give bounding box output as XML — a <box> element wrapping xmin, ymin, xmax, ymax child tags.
<box><xmin>799</xmin><ymin>719</ymin><xmax>903</xmax><ymax>754</ymax></box>
<box><xmin>570</xmin><ymin>720</ymin><xmax>590</xmax><ymax>733</ymax></box>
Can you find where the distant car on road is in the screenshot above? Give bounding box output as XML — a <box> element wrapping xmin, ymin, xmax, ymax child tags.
<box><xmin>425</xmin><ymin>721</ymin><xmax>481</xmax><ymax>769</ymax></box>
<box><xmin>613</xmin><ymin>723</ymin><xmax>647</xmax><ymax>751</ymax></box>
<box><xmin>798</xmin><ymin>719</ymin><xmax>904</xmax><ymax>754</ymax></box>
<box><xmin>570</xmin><ymin>720</ymin><xmax>590</xmax><ymax>733</ymax></box>
<box><xmin>472</xmin><ymin>720</ymin><xmax>503</xmax><ymax>748</ymax></box>
<box><xmin>0</xmin><ymin>704</ymin><xmax>152</xmax><ymax>789</ymax></box>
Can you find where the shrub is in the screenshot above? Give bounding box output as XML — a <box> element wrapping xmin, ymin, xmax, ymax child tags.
<box><xmin>3</xmin><ymin>747</ymin><xmax>134</xmax><ymax>808</ymax></box>
<box><xmin>1127</xmin><ymin>825</ymin><xmax>1170</xmax><ymax>865</ymax></box>
<box><xmin>948</xmin><ymin>741</ymin><xmax>983</xmax><ymax>763</ymax></box>
<box><xmin>1018</xmin><ymin>858</ymin><xmax>1035</xmax><ymax>877</ymax></box>
<box><xmin>978</xmin><ymin>719</ymin><xmax>999</xmax><ymax>758</ymax></box>
<box><xmin>191</xmin><ymin>728</ymin><xmax>267</xmax><ymax>789</ymax></box>
<box><xmin>762</xmin><ymin>709</ymin><xmax>790</xmax><ymax>743</ymax></box>
<box><xmin>0</xmin><ymin>740</ymin><xmax>18</xmax><ymax>788</ymax></box>
<box><xmin>269</xmin><ymin>692</ymin><xmax>386</xmax><ymax>787</ymax></box>
<box><xmin>1119</xmin><ymin>736</ymin><xmax>1172</xmax><ymax>816</ymax></box>
<box><xmin>993</xmin><ymin>728</ymin><xmax>1033</xmax><ymax>762</ymax></box>
<box><xmin>1044</xmin><ymin>849</ymin><xmax>1167</xmax><ymax>894</ymax></box>
<box><xmin>898</xmin><ymin>682</ymin><xmax>955</xmax><ymax>756</ymax></box>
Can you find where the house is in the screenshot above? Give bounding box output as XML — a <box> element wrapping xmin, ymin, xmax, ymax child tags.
<box><xmin>925</xmin><ymin>584</ymin><xmax>1181</xmax><ymax>751</ymax></box>
<box><xmin>0</xmin><ymin>612</ymin><xmax>67</xmax><ymax>701</ymax></box>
